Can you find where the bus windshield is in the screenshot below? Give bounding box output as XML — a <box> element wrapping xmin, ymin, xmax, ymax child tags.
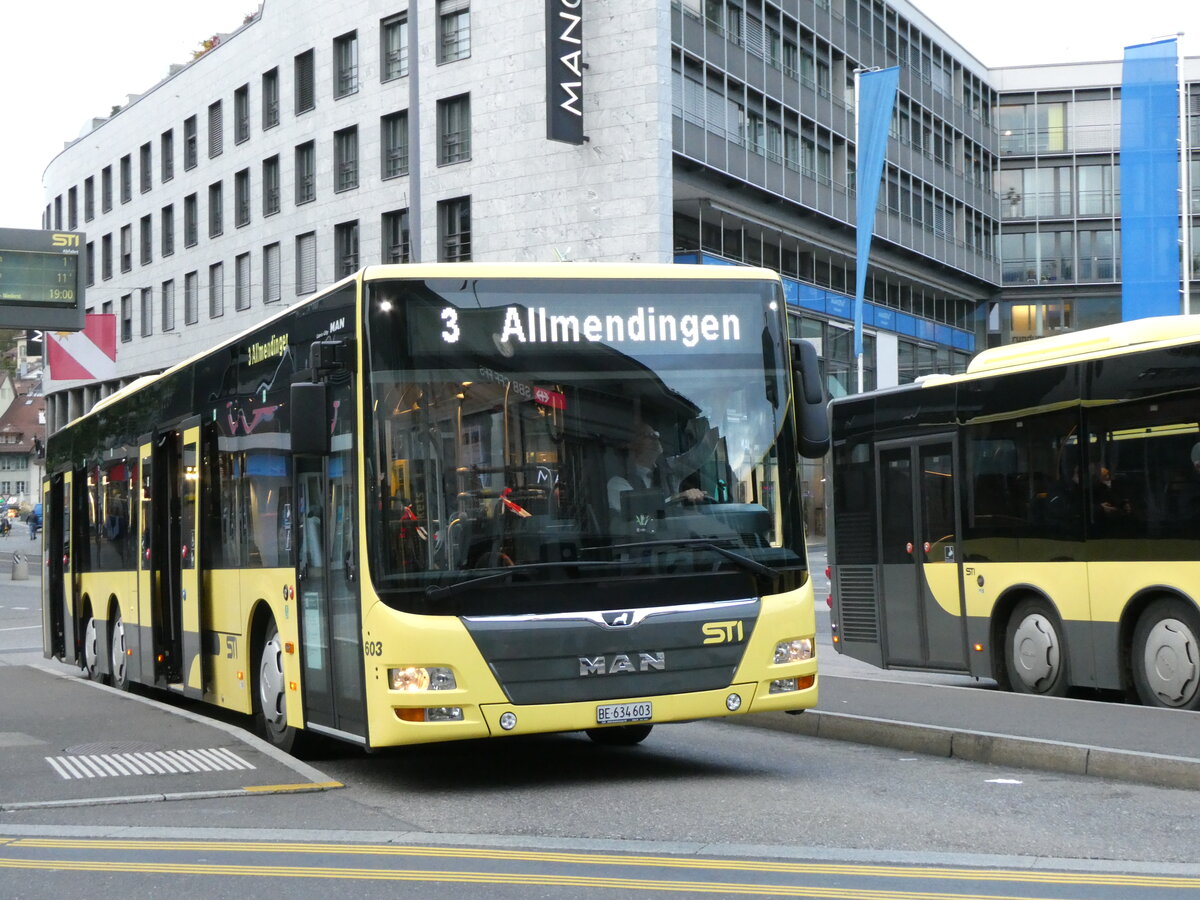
<box><xmin>363</xmin><ymin>275</ymin><xmax>805</xmax><ymax>611</ymax></box>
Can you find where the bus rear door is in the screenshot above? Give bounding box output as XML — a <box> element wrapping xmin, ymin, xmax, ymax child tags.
<box><xmin>876</xmin><ymin>436</ymin><xmax>968</xmax><ymax>670</ymax></box>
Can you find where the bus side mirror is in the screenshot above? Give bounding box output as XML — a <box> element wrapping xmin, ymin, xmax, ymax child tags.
<box><xmin>790</xmin><ymin>338</ymin><xmax>830</xmax><ymax>459</ymax></box>
<box><xmin>290</xmin><ymin>382</ymin><xmax>330</xmax><ymax>455</ymax></box>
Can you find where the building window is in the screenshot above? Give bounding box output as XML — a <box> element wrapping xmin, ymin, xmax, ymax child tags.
<box><xmin>140</xmin><ymin>142</ymin><xmax>152</xmax><ymax>193</ymax></box>
<box><xmin>184</xmin><ymin>115</ymin><xmax>198</xmax><ymax>169</ymax></box>
<box><xmin>438</xmin><ymin>94</ymin><xmax>471</xmax><ymax>165</ymax></box>
<box><xmin>234</xmin><ymin>84</ymin><xmax>250</xmax><ymax>143</ymax></box>
<box><xmin>101</xmin><ymin>166</ymin><xmax>112</xmax><ymax>212</ymax></box>
<box><xmin>263</xmin><ymin>242</ymin><xmax>281</xmax><ymax>304</ymax></box>
<box><xmin>381</xmin><ymin>111</ymin><xmax>409</xmax><ymax>178</ymax></box>
<box><xmin>184</xmin><ymin>193</ymin><xmax>198</xmax><ymax>247</ymax></box>
<box><xmin>334</xmin><ymin>30</ymin><xmax>358</xmax><ymax>97</ymax></box>
<box><xmin>184</xmin><ymin>271</ymin><xmax>199</xmax><ymax>325</ymax></box>
<box><xmin>209</xmin><ymin>262</ymin><xmax>224</xmax><ymax>318</ymax></box>
<box><xmin>67</xmin><ymin>187</ymin><xmax>77</xmax><ymax>230</ymax></box>
<box><xmin>140</xmin><ymin>215</ymin><xmax>152</xmax><ymax>266</ymax></box>
<box><xmin>120</xmin><ymin>154</ymin><xmax>132</xmax><ymax>204</ymax></box>
<box><xmin>296</xmin><ymin>232</ymin><xmax>317</xmax><ymax>295</ymax></box>
<box><xmin>208</xmin><ymin>100</ymin><xmax>224</xmax><ymax>158</ymax></box>
<box><xmin>382</xmin><ymin>209</ymin><xmax>410</xmax><ymax>263</ymax></box>
<box><xmin>335</xmin><ymin>220</ymin><xmax>359</xmax><ymax>277</ymax></box>
<box><xmin>208</xmin><ymin>181</ymin><xmax>223</xmax><ymax>238</ymax></box>
<box><xmin>85</xmin><ymin>241</ymin><xmax>95</xmax><ymax>285</ymax></box>
<box><xmin>263</xmin><ymin>155</ymin><xmax>280</xmax><ymax>216</ymax></box>
<box><xmin>262</xmin><ymin>67</ymin><xmax>280</xmax><ymax>129</ymax></box>
<box><xmin>54</xmin><ymin>196</ymin><xmax>62</xmax><ymax>230</ymax></box>
<box><xmin>161</xmin><ymin>204</ymin><xmax>175</xmax><ymax>257</ymax></box>
<box><xmin>120</xmin><ymin>294</ymin><xmax>133</xmax><ymax>342</ymax></box>
<box><xmin>438</xmin><ymin>0</ymin><xmax>471</xmax><ymax>64</ymax></box>
<box><xmin>438</xmin><ymin>196</ymin><xmax>471</xmax><ymax>261</ymax></box>
<box><xmin>235</xmin><ymin>252</ymin><xmax>251</xmax><ymax>310</ymax></box>
<box><xmin>295</xmin><ymin>49</ymin><xmax>316</xmax><ymax>115</ymax></box>
<box><xmin>120</xmin><ymin>225</ymin><xmax>132</xmax><ymax>273</ymax></box>
<box><xmin>334</xmin><ymin>126</ymin><xmax>358</xmax><ymax>191</ymax></box>
<box><xmin>161</xmin><ymin>279</ymin><xmax>175</xmax><ymax>332</ymax></box>
<box><xmin>140</xmin><ymin>287</ymin><xmax>153</xmax><ymax>338</ymax></box>
<box><xmin>161</xmin><ymin>129</ymin><xmax>174</xmax><ymax>182</ymax></box>
<box><xmin>84</xmin><ymin>176</ymin><xmax>95</xmax><ymax>221</ymax></box>
<box><xmin>295</xmin><ymin>141</ymin><xmax>316</xmax><ymax>204</ymax></box>
<box><xmin>381</xmin><ymin>13</ymin><xmax>409</xmax><ymax>81</ymax></box>
<box><xmin>101</xmin><ymin>233</ymin><xmax>113</xmax><ymax>280</ymax></box>
<box><xmin>235</xmin><ymin>168</ymin><xmax>250</xmax><ymax>227</ymax></box>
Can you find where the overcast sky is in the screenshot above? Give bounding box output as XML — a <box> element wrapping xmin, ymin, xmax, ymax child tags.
<box><xmin>1</xmin><ymin>1</ymin><xmax>1198</xmax><ymax>231</ymax></box>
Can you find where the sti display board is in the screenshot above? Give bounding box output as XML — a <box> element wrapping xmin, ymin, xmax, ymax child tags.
<box><xmin>0</xmin><ymin>227</ymin><xmax>86</xmax><ymax>330</ymax></box>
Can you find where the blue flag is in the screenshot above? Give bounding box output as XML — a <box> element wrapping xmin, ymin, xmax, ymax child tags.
<box><xmin>1120</xmin><ymin>39</ymin><xmax>1180</xmax><ymax>320</ymax></box>
<box><xmin>854</xmin><ymin>67</ymin><xmax>899</xmax><ymax>358</ymax></box>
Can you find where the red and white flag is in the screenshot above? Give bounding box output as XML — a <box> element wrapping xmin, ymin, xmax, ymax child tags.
<box><xmin>47</xmin><ymin>314</ymin><xmax>117</xmax><ymax>381</ymax></box>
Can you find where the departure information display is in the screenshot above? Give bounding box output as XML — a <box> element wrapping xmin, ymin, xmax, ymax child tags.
<box><xmin>0</xmin><ymin>228</ymin><xmax>85</xmax><ymax>329</ymax></box>
<box><xmin>0</xmin><ymin>247</ymin><xmax>79</xmax><ymax>304</ymax></box>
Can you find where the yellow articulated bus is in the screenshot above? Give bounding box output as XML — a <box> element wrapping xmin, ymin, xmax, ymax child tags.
<box><xmin>829</xmin><ymin>315</ymin><xmax>1200</xmax><ymax>710</ymax></box>
<box><xmin>44</xmin><ymin>263</ymin><xmax>829</xmax><ymax>750</ymax></box>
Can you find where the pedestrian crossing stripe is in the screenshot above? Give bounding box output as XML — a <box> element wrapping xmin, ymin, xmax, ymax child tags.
<box><xmin>45</xmin><ymin>748</ymin><xmax>255</xmax><ymax>780</ymax></box>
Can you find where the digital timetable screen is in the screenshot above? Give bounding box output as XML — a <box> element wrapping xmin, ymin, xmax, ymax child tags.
<box><xmin>0</xmin><ymin>227</ymin><xmax>85</xmax><ymax>330</ymax></box>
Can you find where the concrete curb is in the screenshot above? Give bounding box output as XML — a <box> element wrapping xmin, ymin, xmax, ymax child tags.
<box><xmin>730</xmin><ymin>709</ymin><xmax>1200</xmax><ymax>791</ymax></box>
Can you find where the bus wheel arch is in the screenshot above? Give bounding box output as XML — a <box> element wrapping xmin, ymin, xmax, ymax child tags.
<box><xmin>1130</xmin><ymin>595</ymin><xmax>1200</xmax><ymax>710</ymax></box>
<box><xmin>250</xmin><ymin>602</ymin><xmax>297</xmax><ymax>752</ymax></box>
<box><xmin>108</xmin><ymin>595</ymin><xmax>131</xmax><ymax>691</ymax></box>
<box><xmin>1001</xmin><ymin>592</ymin><xmax>1070</xmax><ymax>697</ymax></box>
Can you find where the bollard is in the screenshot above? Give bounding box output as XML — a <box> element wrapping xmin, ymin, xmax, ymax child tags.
<box><xmin>11</xmin><ymin>551</ymin><xmax>28</xmax><ymax>581</ymax></box>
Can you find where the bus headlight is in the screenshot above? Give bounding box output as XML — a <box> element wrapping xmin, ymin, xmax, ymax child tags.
<box><xmin>774</xmin><ymin>638</ymin><xmax>814</xmax><ymax>664</ymax></box>
<box><xmin>388</xmin><ymin>666</ymin><xmax>457</xmax><ymax>691</ymax></box>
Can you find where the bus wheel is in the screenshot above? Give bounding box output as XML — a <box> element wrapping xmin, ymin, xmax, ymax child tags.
<box><xmin>1132</xmin><ymin>599</ymin><xmax>1200</xmax><ymax>710</ymax></box>
<box><xmin>110</xmin><ymin>612</ymin><xmax>131</xmax><ymax>692</ymax></box>
<box><xmin>585</xmin><ymin>724</ymin><xmax>653</xmax><ymax>746</ymax></box>
<box><xmin>1005</xmin><ymin>599</ymin><xmax>1069</xmax><ymax>696</ymax></box>
<box><xmin>255</xmin><ymin>621</ymin><xmax>296</xmax><ymax>752</ymax></box>
<box><xmin>83</xmin><ymin>612</ymin><xmax>108</xmax><ymax>684</ymax></box>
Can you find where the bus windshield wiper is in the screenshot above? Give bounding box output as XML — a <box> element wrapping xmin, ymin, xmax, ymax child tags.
<box><xmin>424</xmin><ymin>560</ymin><xmax>621</xmax><ymax>601</ymax></box>
<box><xmin>606</xmin><ymin>538</ymin><xmax>782</xmax><ymax>579</ymax></box>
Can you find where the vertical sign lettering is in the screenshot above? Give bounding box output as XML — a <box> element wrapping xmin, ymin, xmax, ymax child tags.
<box><xmin>545</xmin><ymin>0</ymin><xmax>584</xmax><ymax>144</ymax></box>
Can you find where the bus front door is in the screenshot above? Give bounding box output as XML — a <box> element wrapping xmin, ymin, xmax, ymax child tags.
<box><xmin>295</xmin><ymin>442</ymin><xmax>365</xmax><ymax>742</ymax></box>
<box><xmin>42</xmin><ymin>475</ymin><xmax>67</xmax><ymax>661</ymax></box>
<box><xmin>876</xmin><ymin>437</ymin><xmax>967</xmax><ymax>670</ymax></box>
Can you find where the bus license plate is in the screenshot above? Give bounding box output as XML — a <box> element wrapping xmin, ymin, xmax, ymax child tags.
<box><xmin>595</xmin><ymin>701</ymin><xmax>652</xmax><ymax>725</ymax></box>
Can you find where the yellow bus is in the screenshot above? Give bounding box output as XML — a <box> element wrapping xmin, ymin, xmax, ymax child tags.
<box><xmin>829</xmin><ymin>315</ymin><xmax>1200</xmax><ymax>710</ymax></box>
<box><xmin>43</xmin><ymin>263</ymin><xmax>829</xmax><ymax>750</ymax></box>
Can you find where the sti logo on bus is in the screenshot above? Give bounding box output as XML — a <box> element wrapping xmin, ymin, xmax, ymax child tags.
<box><xmin>579</xmin><ymin>652</ymin><xmax>665</xmax><ymax>676</ymax></box>
<box><xmin>702</xmin><ymin>620</ymin><xmax>744</xmax><ymax>644</ymax></box>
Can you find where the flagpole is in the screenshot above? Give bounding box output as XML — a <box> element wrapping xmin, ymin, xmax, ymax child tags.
<box><xmin>854</xmin><ymin>67</ymin><xmax>864</xmax><ymax>394</ymax></box>
<box><xmin>1178</xmin><ymin>34</ymin><xmax>1191</xmax><ymax>315</ymax></box>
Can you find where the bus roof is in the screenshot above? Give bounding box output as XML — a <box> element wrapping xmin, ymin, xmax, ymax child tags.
<box><xmin>967</xmin><ymin>315</ymin><xmax>1200</xmax><ymax>376</ymax></box>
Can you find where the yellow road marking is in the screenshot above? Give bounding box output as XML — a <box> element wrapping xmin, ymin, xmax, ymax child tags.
<box><xmin>0</xmin><ymin>856</ymin><xmax>1160</xmax><ymax>898</ymax></box>
<box><xmin>6</xmin><ymin>839</ymin><xmax>1197</xmax><ymax>890</ymax></box>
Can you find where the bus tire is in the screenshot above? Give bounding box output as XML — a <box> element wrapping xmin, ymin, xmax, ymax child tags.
<box><xmin>1132</xmin><ymin>598</ymin><xmax>1200</xmax><ymax>710</ymax></box>
<box><xmin>110</xmin><ymin>610</ymin><xmax>132</xmax><ymax>692</ymax></box>
<box><xmin>255</xmin><ymin>620</ymin><xmax>297</xmax><ymax>752</ymax></box>
<box><xmin>1004</xmin><ymin>598</ymin><xmax>1069</xmax><ymax>697</ymax></box>
<box><xmin>585</xmin><ymin>724</ymin><xmax>653</xmax><ymax>746</ymax></box>
<box><xmin>83</xmin><ymin>608</ymin><xmax>108</xmax><ymax>685</ymax></box>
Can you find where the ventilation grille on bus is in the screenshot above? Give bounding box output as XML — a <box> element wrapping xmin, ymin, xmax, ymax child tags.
<box><xmin>836</xmin><ymin>565</ymin><xmax>879</xmax><ymax>643</ymax></box>
<box><xmin>833</xmin><ymin>511</ymin><xmax>875</xmax><ymax>564</ymax></box>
